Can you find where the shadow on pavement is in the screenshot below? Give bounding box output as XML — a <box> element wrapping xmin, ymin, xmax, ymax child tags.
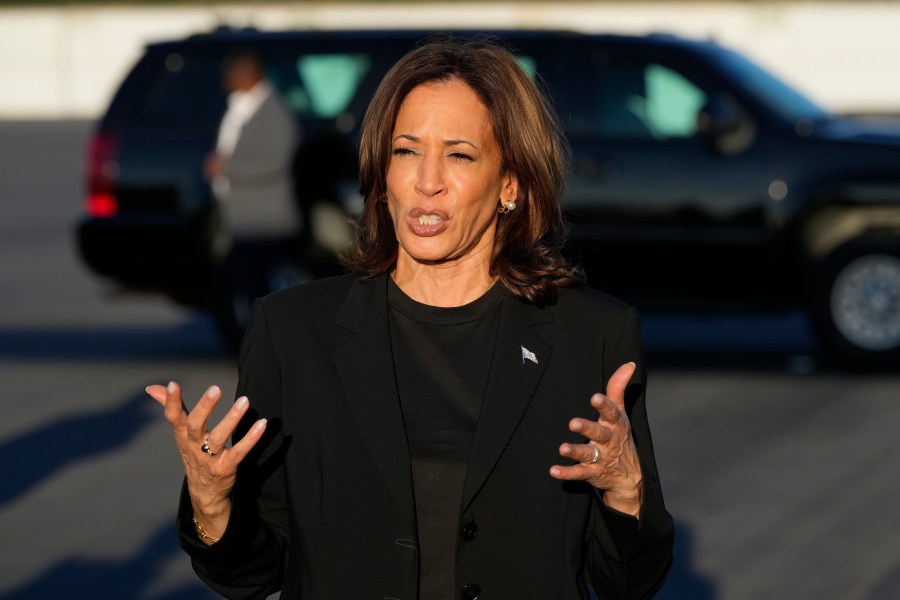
<box><xmin>590</xmin><ymin>521</ymin><xmax>715</xmax><ymax>600</ymax></box>
<box><xmin>0</xmin><ymin>392</ymin><xmax>156</xmax><ymax>507</ymax></box>
<box><xmin>0</xmin><ymin>522</ymin><xmax>218</xmax><ymax>600</ymax></box>
<box><xmin>640</xmin><ymin>310</ymin><xmax>836</xmax><ymax>374</ymax></box>
<box><xmin>0</xmin><ymin>317</ymin><xmax>229</xmax><ymax>362</ymax></box>
<box><xmin>654</xmin><ymin>521</ymin><xmax>717</xmax><ymax>600</ymax></box>
<box><xmin>865</xmin><ymin>564</ymin><xmax>900</xmax><ymax>600</ymax></box>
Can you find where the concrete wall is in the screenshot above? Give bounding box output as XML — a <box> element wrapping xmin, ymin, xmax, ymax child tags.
<box><xmin>1</xmin><ymin>1</ymin><xmax>899</xmax><ymax>119</ymax></box>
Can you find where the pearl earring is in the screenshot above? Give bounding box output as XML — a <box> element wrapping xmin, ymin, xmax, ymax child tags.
<box><xmin>498</xmin><ymin>199</ymin><xmax>516</xmax><ymax>214</ymax></box>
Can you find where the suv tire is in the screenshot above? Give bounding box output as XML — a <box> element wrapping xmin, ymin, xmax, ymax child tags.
<box><xmin>811</xmin><ymin>235</ymin><xmax>900</xmax><ymax>366</ymax></box>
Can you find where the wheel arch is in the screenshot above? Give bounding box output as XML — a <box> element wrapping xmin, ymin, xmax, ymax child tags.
<box><xmin>800</xmin><ymin>194</ymin><xmax>900</xmax><ymax>262</ymax></box>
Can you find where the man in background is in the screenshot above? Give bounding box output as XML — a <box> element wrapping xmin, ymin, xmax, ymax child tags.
<box><xmin>205</xmin><ymin>50</ymin><xmax>300</xmax><ymax>345</ymax></box>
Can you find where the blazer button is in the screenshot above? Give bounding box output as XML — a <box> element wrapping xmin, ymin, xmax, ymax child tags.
<box><xmin>461</xmin><ymin>521</ymin><xmax>478</xmax><ymax>541</ymax></box>
<box><xmin>460</xmin><ymin>583</ymin><xmax>481</xmax><ymax>599</ymax></box>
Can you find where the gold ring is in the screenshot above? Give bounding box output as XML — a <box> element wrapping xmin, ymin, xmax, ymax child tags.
<box><xmin>201</xmin><ymin>437</ymin><xmax>220</xmax><ymax>456</ymax></box>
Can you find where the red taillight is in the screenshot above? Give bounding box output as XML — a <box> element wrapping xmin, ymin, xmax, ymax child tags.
<box><xmin>87</xmin><ymin>193</ymin><xmax>118</xmax><ymax>218</ymax></box>
<box><xmin>86</xmin><ymin>130</ymin><xmax>119</xmax><ymax>217</ymax></box>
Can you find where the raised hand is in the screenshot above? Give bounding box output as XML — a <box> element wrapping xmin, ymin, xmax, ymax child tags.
<box><xmin>549</xmin><ymin>362</ymin><xmax>644</xmax><ymax>518</ymax></box>
<box><xmin>146</xmin><ymin>381</ymin><xmax>267</xmax><ymax>541</ymax></box>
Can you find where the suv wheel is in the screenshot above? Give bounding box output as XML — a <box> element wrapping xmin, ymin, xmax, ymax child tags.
<box><xmin>812</xmin><ymin>238</ymin><xmax>900</xmax><ymax>365</ymax></box>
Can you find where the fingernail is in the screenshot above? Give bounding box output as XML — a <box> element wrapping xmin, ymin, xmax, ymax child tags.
<box><xmin>628</xmin><ymin>361</ymin><xmax>636</xmax><ymax>367</ymax></box>
<box><xmin>254</xmin><ymin>418</ymin><xmax>267</xmax><ymax>431</ymax></box>
<box><xmin>167</xmin><ymin>381</ymin><xmax>177</xmax><ymax>393</ymax></box>
<box><xmin>571</xmin><ymin>420</ymin><xmax>582</xmax><ymax>431</ymax></box>
<box><xmin>236</xmin><ymin>396</ymin><xmax>248</xmax><ymax>409</ymax></box>
<box><xmin>208</xmin><ymin>385</ymin><xmax>220</xmax><ymax>396</ymax></box>
<box><xmin>550</xmin><ymin>467</ymin><xmax>560</xmax><ymax>477</ymax></box>
<box><xmin>144</xmin><ymin>386</ymin><xmax>151</xmax><ymax>394</ymax></box>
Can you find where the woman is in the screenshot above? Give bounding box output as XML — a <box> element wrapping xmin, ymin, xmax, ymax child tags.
<box><xmin>147</xmin><ymin>38</ymin><xmax>673</xmax><ymax>599</ymax></box>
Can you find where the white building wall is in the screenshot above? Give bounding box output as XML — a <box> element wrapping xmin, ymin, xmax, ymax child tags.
<box><xmin>0</xmin><ymin>1</ymin><xmax>898</xmax><ymax>119</ymax></box>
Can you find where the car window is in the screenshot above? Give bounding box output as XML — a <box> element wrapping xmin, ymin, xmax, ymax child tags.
<box><xmin>565</xmin><ymin>57</ymin><xmax>708</xmax><ymax>141</ymax></box>
<box><xmin>275</xmin><ymin>54</ymin><xmax>372</xmax><ymax>119</ymax></box>
<box><xmin>643</xmin><ymin>64</ymin><xmax>706</xmax><ymax>137</ymax></box>
<box><xmin>516</xmin><ymin>56</ymin><xmax>537</xmax><ymax>79</ymax></box>
<box><xmin>131</xmin><ymin>51</ymin><xmax>226</xmax><ymax>124</ymax></box>
<box><xmin>123</xmin><ymin>48</ymin><xmax>376</xmax><ymax>125</ymax></box>
<box><xmin>595</xmin><ymin>62</ymin><xmax>655</xmax><ymax>138</ymax></box>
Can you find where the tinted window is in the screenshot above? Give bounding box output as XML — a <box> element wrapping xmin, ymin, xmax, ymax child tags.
<box><xmin>290</xmin><ymin>54</ymin><xmax>372</xmax><ymax>118</ymax></box>
<box><xmin>563</xmin><ymin>57</ymin><xmax>708</xmax><ymax>141</ymax></box>
<box><xmin>643</xmin><ymin>64</ymin><xmax>706</xmax><ymax>137</ymax></box>
<box><xmin>516</xmin><ymin>55</ymin><xmax>538</xmax><ymax>79</ymax></box>
<box><xmin>125</xmin><ymin>51</ymin><xmax>226</xmax><ymax>124</ymax></box>
<box><xmin>121</xmin><ymin>48</ymin><xmax>376</xmax><ymax>125</ymax></box>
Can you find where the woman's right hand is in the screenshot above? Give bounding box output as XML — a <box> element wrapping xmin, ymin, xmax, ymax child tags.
<box><xmin>146</xmin><ymin>381</ymin><xmax>267</xmax><ymax>541</ymax></box>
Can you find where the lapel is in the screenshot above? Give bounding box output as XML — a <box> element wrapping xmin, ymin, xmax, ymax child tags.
<box><xmin>331</xmin><ymin>275</ymin><xmax>415</xmax><ymax>522</ymax></box>
<box><xmin>461</xmin><ymin>294</ymin><xmax>554</xmax><ymax>511</ymax></box>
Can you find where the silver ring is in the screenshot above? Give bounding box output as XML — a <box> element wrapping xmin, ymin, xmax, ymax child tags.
<box><xmin>201</xmin><ymin>437</ymin><xmax>220</xmax><ymax>456</ymax></box>
<box><xmin>586</xmin><ymin>444</ymin><xmax>600</xmax><ymax>464</ymax></box>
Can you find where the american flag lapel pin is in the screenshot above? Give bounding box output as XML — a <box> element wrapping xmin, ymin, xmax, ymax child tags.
<box><xmin>521</xmin><ymin>345</ymin><xmax>538</xmax><ymax>365</ymax></box>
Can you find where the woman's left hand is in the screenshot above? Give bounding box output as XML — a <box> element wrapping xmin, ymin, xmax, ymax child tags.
<box><xmin>550</xmin><ymin>362</ymin><xmax>644</xmax><ymax>518</ymax></box>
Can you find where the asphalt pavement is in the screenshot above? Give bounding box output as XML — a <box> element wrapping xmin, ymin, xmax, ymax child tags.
<box><xmin>1</xmin><ymin>120</ymin><xmax>898</xmax><ymax>600</ymax></box>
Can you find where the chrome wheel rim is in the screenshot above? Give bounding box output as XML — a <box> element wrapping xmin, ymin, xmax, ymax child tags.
<box><xmin>830</xmin><ymin>254</ymin><xmax>900</xmax><ymax>351</ymax></box>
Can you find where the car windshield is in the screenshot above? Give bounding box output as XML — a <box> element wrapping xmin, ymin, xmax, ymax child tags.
<box><xmin>714</xmin><ymin>47</ymin><xmax>831</xmax><ymax>122</ymax></box>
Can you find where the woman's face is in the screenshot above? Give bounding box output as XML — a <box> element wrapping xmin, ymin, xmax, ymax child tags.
<box><xmin>385</xmin><ymin>79</ymin><xmax>517</xmax><ymax>267</ymax></box>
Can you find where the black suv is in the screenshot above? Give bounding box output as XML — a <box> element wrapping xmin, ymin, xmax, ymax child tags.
<box><xmin>77</xmin><ymin>28</ymin><xmax>900</xmax><ymax>364</ymax></box>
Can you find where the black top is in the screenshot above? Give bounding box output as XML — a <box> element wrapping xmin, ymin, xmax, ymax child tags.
<box><xmin>387</xmin><ymin>277</ymin><xmax>505</xmax><ymax>600</ymax></box>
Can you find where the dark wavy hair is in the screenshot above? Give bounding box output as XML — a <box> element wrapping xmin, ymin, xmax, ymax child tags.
<box><xmin>341</xmin><ymin>36</ymin><xmax>584</xmax><ymax>305</ymax></box>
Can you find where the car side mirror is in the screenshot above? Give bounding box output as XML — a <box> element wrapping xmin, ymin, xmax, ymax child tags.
<box><xmin>697</xmin><ymin>96</ymin><xmax>740</xmax><ymax>138</ymax></box>
<box><xmin>697</xmin><ymin>95</ymin><xmax>756</xmax><ymax>155</ymax></box>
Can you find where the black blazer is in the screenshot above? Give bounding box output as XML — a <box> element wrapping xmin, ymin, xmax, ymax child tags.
<box><xmin>178</xmin><ymin>274</ymin><xmax>673</xmax><ymax>599</ymax></box>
